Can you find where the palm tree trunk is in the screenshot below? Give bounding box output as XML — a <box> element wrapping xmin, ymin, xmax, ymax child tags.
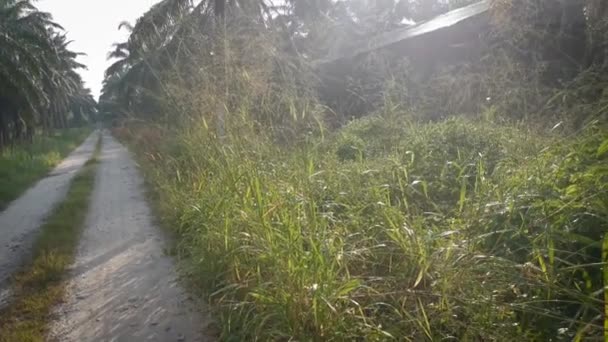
<box><xmin>0</xmin><ymin>114</ymin><xmax>6</xmax><ymax>149</ymax></box>
<box><xmin>215</xmin><ymin>0</ymin><xmax>225</xmax><ymax>17</ymax></box>
<box><xmin>14</xmin><ymin>112</ymin><xmax>23</xmax><ymax>142</ymax></box>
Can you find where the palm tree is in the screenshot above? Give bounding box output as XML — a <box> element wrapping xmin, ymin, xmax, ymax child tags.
<box><xmin>0</xmin><ymin>0</ymin><xmax>94</xmax><ymax>148</ymax></box>
<box><xmin>100</xmin><ymin>0</ymin><xmax>279</xmax><ymax>126</ymax></box>
<box><xmin>100</xmin><ymin>0</ymin><xmax>193</xmax><ymax>117</ymax></box>
<box><xmin>1</xmin><ymin>0</ymin><xmax>54</xmax><ymax>144</ymax></box>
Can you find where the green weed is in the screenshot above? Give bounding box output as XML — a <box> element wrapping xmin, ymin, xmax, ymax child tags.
<box><xmin>0</xmin><ymin>128</ymin><xmax>91</xmax><ymax>210</ymax></box>
<box><xmin>123</xmin><ymin>114</ymin><xmax>607</xmax><ymax>340</ymax></box>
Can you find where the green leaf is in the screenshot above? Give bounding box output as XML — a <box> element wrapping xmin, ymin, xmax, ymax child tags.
<box><xmin>336</xmin><ymin>279</ymin><xmax>361</xmax><ymax>297</ymax></box>
<box><xmin>597</xmin><ymin>139</ymin><xmax>608</xmax><ymax>158</ymax></box>
<box><xmin>565</xmin><ymin>184</ymin><xmax>580</xmax><ymax>197</ymax></box>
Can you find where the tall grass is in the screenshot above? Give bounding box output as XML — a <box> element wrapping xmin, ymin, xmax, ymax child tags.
<box><xmin>0</xmin><ymin>128</ymin><xmax>91</xmax><ymax>210</ymax></box>
<box><xmin>111</xmin><ymin>11</ymin><xmax>608</xmax><ymax>340</ymax></box>
<box><xmin>119</xmin><ymin>110</ymin><xmax>607</xmax><ymax>340</ymax></box>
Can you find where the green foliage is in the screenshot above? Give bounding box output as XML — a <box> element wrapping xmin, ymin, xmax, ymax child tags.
<box><xmin>123</xmin><ymin>113</ymin><xmax>607</xmax><ymax>340</ymax></box>
<box><xmin>0</xmin><ymin>128</ymin><xmax>90</xmax><ymax>209</ymax></box>
<box><xmin>335</xmin><ymin>134</ymin><xmax>365</xmax><ymax>161</ymax></box>
<box><xmin>105</xmin><ymin>0</ymin><xmax>608</xmax><ymax>340</ymax></box>
<box><xmin>478</xmin><ymin>123</ymin><xmax>608</xmax><ymax>339</ymax></box>
<box><xmin>0</xmin><ymin>0</ymin><xmax>96</xmax><ymax>147</ymax></box>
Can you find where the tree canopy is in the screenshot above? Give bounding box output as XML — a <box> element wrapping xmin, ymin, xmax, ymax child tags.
<box><xmin>100</xmin><ymin>0</ymin><xmax>607</xmax><ymax>125</ymax></box>
<box><xmin>0</xmin><ymin>0</ymin><xmax>96</xmax><ymax>148</ymax></box>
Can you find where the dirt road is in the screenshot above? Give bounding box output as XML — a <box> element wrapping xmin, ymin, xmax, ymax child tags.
<box><xmin>0</xmin><ymin>132</ymin><xmax>98</xmax><ymax>303</ymax></box>
<box><xmin>50</xmin><ymin>133</ymin><xmax>212</xmax><ymax>341</ymax></box>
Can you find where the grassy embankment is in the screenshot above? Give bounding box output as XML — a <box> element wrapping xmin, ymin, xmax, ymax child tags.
<box><xmin>119</xmin><ymin>115</ymin><xmax>608</xmax><ymax>340</ymax></box>
<box><xmin>0</xmin><ymin>128</ymin><xmax>91</xmax><ymax>210</ymax></box>
<box><xmin>0</xmin><ymin>134</ymin><xmax>102</xmax><ymax>342</ymax></box>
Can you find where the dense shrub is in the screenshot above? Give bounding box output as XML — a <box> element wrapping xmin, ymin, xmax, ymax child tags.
<box><xmin>122</xmin><ymin>113</ymin><xmax>607</xmax><ymax>340</ymax></box>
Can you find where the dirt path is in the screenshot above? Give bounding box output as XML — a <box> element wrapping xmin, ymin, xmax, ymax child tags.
<box><xmin>0</xmin><ymin>132</ymin><xmax>98</xmax><ymax>302</ymax></box>
<box><xmin>50</xmin><ymin>133</ymin><xmax>213</xmax><ymax>342</ymax></box>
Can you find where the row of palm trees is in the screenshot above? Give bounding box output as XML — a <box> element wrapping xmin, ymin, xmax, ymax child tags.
<box><xmin>0</xmin><ymin>0</ymin><xmax>96</xmax><ymax>148</ymax></box>
<box><xmin>99</xmin><ymin>0</ymin><xmax>266</xmax><ymax>120</ymax></box>
<box><xmin>99</xmin><ymin>0</ymin><xmax>608</xmax><ymax>124</ymax></box>
<box><xmin>98</xmin><ymin>0</ymin><xmax>446</xmax><ymax>120</ymax></box>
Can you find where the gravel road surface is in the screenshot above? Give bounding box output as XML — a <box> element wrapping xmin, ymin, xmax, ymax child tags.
<box><xmin>50</xmin><ymin>133</ymin><xmax>213</xmax><ymax>342</ymax></box>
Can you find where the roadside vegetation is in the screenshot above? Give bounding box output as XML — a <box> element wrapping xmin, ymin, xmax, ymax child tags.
<box><xmin>0</xmin><ymin>0</ymin><xmax>96</xmax><ymax>150</ymax></box>
<box><xmin>0</xmin><ymin>134</ymin><xmax>101</xmax><ymax>342</ymax></box>
<box><xmin>0</xmin><ymin>128</ymin><xmax>90</xmax><ymax>210</ymax></box>
<box><xmin>106</xmin><ymin>0</ymin><xmax>607</xmax><ymax>340</ymax></box>
<box><xmin>119</xmin><ymin>111</ymin><xmax>608</xmax><ymax>340</ymax></box>
<box><xmin>1</xmin><ymin>0</ymin><xmax>97</xmax><ymax>209</ymax></box>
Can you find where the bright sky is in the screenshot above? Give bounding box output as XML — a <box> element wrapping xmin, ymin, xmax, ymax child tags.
<box><xmin>37</xmin><ymin>0</ymin><xmax>162</xmax><ymax>99</ymax></box>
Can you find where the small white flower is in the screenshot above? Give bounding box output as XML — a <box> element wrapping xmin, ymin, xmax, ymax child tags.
<box><xmin>306</xmin><ymin>283</ymin><xmax>319</xmax><ymax>292</ymax></box>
